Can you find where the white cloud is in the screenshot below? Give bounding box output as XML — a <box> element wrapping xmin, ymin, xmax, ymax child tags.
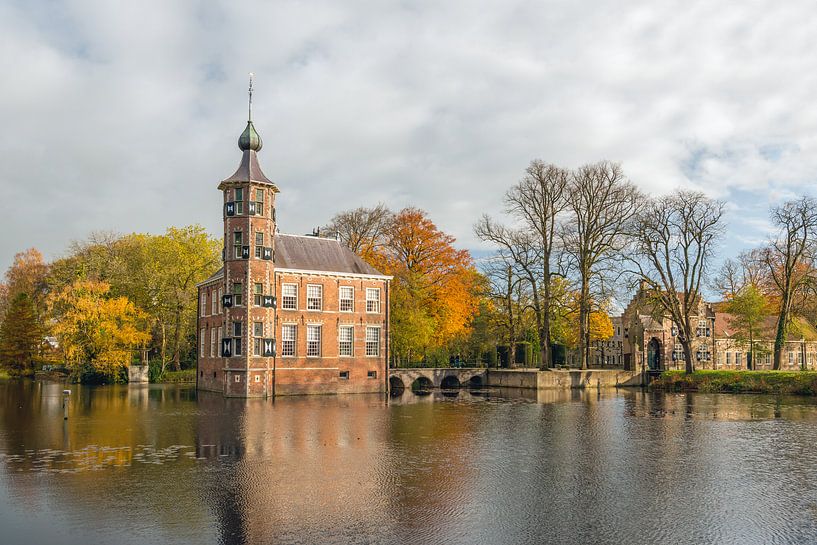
<box><xmin>1</xmin><ymin>0</ymin><xmax>817</xmax><ymax>270</ymax></box>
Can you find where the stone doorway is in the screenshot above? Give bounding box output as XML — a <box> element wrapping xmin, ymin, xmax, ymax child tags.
<box><xmin>647</xmin><ymin>338</ymin><xmax>662</xmax><ymax>371</ymax></box>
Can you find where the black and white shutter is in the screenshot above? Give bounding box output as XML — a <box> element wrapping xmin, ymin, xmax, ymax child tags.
<box><xmin>262</xmin><ymin>295</ymin><xmax>276</xmax><ymax>308</ymax></box>
<box><xmin>221</xmin><ymin>338</ymin><xmax>232</xmax><ymax>357</ymax></box>
<box><xmin>263</xmin><ymin>338</ymin><xmax>276</xmax><ymax>357</ymax></box>
<box><xmin>225</xmin><ymin>202</ymin><xmax>236</xmax><ymax>216</ymax></box>
<box><xmin>222</xmin><ymin>294</ymin><xmax>233</xmax><ymax>307</ymax></box>
<box><xmin>262</xmin><ymin>247</ymin><xmax>272</xmax><ymax>260</ymax></box>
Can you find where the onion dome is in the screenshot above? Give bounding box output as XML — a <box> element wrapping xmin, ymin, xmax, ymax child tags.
<box><xmin>238</xmin><ymin>121</ymin><xmax>262</xmax><ymax>151</ymax></box>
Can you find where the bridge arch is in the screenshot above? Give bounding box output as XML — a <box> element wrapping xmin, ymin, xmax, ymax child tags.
<box><xmin>467</xmin><ymin>375</ymin><xmax>483</xmax><ymax>389</ymax></box>
<box><xmin>389</xmin><ymin>375</ymin><xmax>406</xmax><ymax>394</ymax></box>
<box><xmin>411</xmin><ymin>376</ymin><xmax>434</xmax><ymax>394</ymax></box>
<box><xmin>440</xmin><ymin>375</ymin><xmax>461</xmax><ymax>389</ymax></box>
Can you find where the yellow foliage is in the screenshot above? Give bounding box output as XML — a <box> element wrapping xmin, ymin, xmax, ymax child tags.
<box><xmin>49</xmin><ymin>280</ymin><xmax>150</xmax><ymax>380</ymax></box>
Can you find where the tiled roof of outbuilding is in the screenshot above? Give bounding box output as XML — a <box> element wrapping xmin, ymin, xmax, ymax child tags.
<box><xmin>274</xmin><ymin>234</ymin><xmax>386</xmax><ymax>276</ymax></box>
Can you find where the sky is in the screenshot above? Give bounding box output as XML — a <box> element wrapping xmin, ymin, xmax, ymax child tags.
<box><xmin>1</xmin><ymin>0</ymin><xmax>816</xmax><ymax>273</ymax></box>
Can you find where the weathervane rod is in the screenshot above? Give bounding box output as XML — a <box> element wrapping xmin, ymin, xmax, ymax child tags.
<box><xmin>248</xmin><ymin>72</ymin><xmax>254</xmax><ymax>122</ymax></box>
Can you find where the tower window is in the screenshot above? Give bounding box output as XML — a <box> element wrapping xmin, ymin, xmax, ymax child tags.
<box><xmin>254</xmin><ymin>189</ymin><xmax>264</xmax><ymax>215</ymax></box>
<box><xmin>253</xmin><ymin>322</ymin><xmax>264</xmax><ymax>356</ymax></box>
<box><xmin>255</xmin><ymin>232</ymin><xmax>264</xmax><ymax>258</ymax></box>
<box><xmin>233</xmin><ymin>231</ymin><xmax>243</xmax><ymax>259</ymax></box>
<box><xmin>253</xmin><ymin>283</ymin><xmax>263</xmax><ymax>305</ymax></box>
<box><xmin>232</xmin><ymin>283</ymin><xmax>243</xmax><ymax>306</ymax></box>
<box><xmin>339</xmin><ymin>286</ymin><xmax>353</xmax><ymax>312</ymax></box>
<box><xmin>235</xmin><ymin>188</ymin><xmax>244</xmax><ymax>215</ymax></box>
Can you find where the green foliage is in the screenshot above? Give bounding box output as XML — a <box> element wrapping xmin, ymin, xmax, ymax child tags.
<box><xmin>653</xmin><ymin>369</ymin><xmax>817</xmax><ymax>395</ymax></box>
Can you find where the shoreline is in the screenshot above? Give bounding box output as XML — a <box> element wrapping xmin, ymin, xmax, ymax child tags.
<box><xmin>650</xmin><ymin>370</ymin><xmax>817</xmax><ymax>396</ymax></box>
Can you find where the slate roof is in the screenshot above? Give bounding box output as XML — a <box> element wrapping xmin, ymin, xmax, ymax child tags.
<box><xmin>274</xmin><ymin>234</ymin><xmax>386</xmax><ymax>276</ymax></box>
<box><xmin>219</xmin><ymin>150</ymin><xmax>279</xmax><ymax>190</ymax></box>
<box><xmin>197</xmin><ymin>234</ymin><xmax>387</xmax><ymax>287</ymax></box>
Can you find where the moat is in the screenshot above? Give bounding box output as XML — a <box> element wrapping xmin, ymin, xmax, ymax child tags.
<box><xmin>2</xmin><ymin>380</ymin><xmax>817</xmax><ymax>545</ymax></box>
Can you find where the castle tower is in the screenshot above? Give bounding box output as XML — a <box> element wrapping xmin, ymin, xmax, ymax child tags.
<box><xmin>216</xmin><ymin>75</ymin><xmax>280</xmax><ymax>396</ymax></box>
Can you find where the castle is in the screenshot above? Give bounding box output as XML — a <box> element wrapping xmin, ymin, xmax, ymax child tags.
<box><xmin>196</xmin><ymin>85</ymin><xmax>391</xmax><ymax>397</ymax></box>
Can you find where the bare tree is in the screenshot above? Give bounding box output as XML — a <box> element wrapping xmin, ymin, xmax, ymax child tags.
<box><xmin>474</xmin><ymin>160</ymin><xmax>569</xmax><ymax>369</ymax></box>
<box><xmin>565</xmin><ymin>161</ymin><xmax>641</xmax><ymax>369</ymax></box>
<box><xmin>475</xmin><ymin>220</ymin><xmax>549</xmax><ymax>368</ymax></box>
<box><xmin>480</xmin><ymin>257</ymin><xmax>525</xmax><ymax>366</ymax></box>
<box><xmin>323</xmin><ymin>204</ymin><xmax>392</xmax><ymax>257</ymax></box>
<box><xmin>713</xmin><ymin>250</ymin><xmax>770</xmax><ymax>298</ymax></box>
<box><xmin>761</xmin><ymin>197</ymin><xmax>817</xmax><ymax>370</ymax></box>
<box><xmin>628</xmin><ymin>190</ymin><xmax>725</xmax><ymax>374</ymax></box>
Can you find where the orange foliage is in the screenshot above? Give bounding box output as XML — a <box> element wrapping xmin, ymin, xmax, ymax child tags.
<box><xmin>371</xmin><ymin>208</ymin><xmax>480</xmax><ymax>352</ymax></box>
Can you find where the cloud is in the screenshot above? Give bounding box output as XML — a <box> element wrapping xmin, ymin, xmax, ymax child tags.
<box><xmin>1</xmin><ymin>0</ymin><xmax>816</xmax><ymax>270</ymax></box>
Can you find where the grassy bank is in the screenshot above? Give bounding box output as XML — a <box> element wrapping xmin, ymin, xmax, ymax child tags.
<box><xmin>156</xmin><ymin>369</ymin><xmax>196</xmax><ymax>383</ymax></box>
<box><xmin>653</xmin><ymin>370</ymin><xmax>817</xmax><ymax>395</ymax></box>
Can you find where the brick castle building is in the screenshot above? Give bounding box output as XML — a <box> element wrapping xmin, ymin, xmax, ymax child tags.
<box><xmin>196</xmin><ymin>86</ymin><xmax>391</xmax><ymax>397</ymax></box>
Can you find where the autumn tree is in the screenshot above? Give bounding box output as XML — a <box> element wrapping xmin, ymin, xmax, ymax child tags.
<box><xmin>564</xmin><ymin>161</ymin><xmax>641</xmax><ymax>369</ymax></box>
<box><xmin>725</xmin><ymin>284</ymin><xmax>770</xmax><ymax>368</ymax></box>
<box><xmin>373</xmin><ymin>207</ymin><xmax>480</xmax><ymax>364</ymax></box>
<box><xmin>49</xmin><ymin>280</ymin><xmax>150</xmax><ymax>382</ymax></box>
<box><xmin>761</xmin><ymin>197</ymin><xmax>817</xmax><ymax>370</ymax></box>
<box><xmin>628</xmin><ymin>190</ymin><xmax>725</xmax><ymax>374</ymax></box>
<box><xmin>47</xmin><ymin>226</ymin><xmax>220</xmax><ymax>374</ymax></box>
<box><xmin>0</xmin><ymin>293</ymin><xmax>43</xmax><ymax>376</ymax></box>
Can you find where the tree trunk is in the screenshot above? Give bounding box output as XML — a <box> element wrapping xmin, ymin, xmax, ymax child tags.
<box><xmin>579</xmin><ymin>278</ymin><xmax>590</xmax><ymax>370</ymax></box>
<box><xmin>773</xmin><ymin>292</ymin><xmax>790</xmax><ymax>371</ymax></box>
<box><xmin>540</xmin><ymin>267</ymin><xmax>551</xmax><ymax>370</ymax></box>
<box><xmin>682</xmin><ymin>339</ymin><xmax>695</xmax><ymax>374</ymax></box>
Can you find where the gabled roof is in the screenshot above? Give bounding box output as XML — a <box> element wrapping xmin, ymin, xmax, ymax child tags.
<box><xmin>274</xmin><ymin>234</ymin><xmax>387</xmax><ymax>277</ymax></box>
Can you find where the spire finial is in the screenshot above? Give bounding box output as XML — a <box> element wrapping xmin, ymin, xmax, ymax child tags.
<box><xmin>248</xmin><ymin>72</ymin><xmax>254</xmax><ymax>122</ymax></box>
<box><xmin>238</xmin><ymin>74</ymin><xmax>263</xmax><ymax>151</ymax></box>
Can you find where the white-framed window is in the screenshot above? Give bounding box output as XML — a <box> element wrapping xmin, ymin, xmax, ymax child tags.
<box><xmin>766</xmin><ymin>353</ymin><xmax>772</xmax><ymax>366</ymax></box>
<box><xmin>233</xmin><ymin>231</ymin><xmax>243</xmax><ymax>258</ymax></box>
<box><xmin>253</xmin><ymin>282</ymin><xmax>263</xmax><ymax>306</ymax></box>
<box><xmin>736</xmin><ymin>352</ymin><xmax>742</xmax><ymax>368</ymax></box>
<box><xmin>281</xmin><ymin>284</ymin><xmax>297</xmax><ymax>310</ymax></box>
<box><xmin>217</xmin><ymin>287</ymin><xmax>223</xmax><ymax>313</ymax></box>
<box><xmin>211</xmin><ymin>288</ymin><xmax>218</xmax><ymax>315</ymax></box>
<box><xmin>365</xmin><ymin>326</ymin><xmax>380</xmax><ymax>357</ymax></box>
<box><xmin>307</xmin><ymin>324</ymin><xmax>321</xmax><ymax>357</ymax></box>
<box><xmin>798</xmin><ymin>351</ymin><xmax>804</xmax><ymax>365</ymax></box>
<box><xmin>726</xmin><ymin>352</ymin><xmax>732</xmax><ymax>366</ymax></box>
<box><xmin>254</xmin><ymin>232</ymin><xmax>264</xmax><ymax>258</ymax></box>
<box><xmin>789</xmin><ymin>351</ymin><xmax>795</xmax><ymax>366</ymax></box>
<box><xmin>366</xmin><ymin>288</ymin><xmax>381</xmax><ymax>313</ymax></box>
<box><xmin>281</xmin><ymin>324</ymin><xmax>296</xmax><ymax>357</ymax></box>
<box><xmin>339</xmin><ymin>370</ymin><xmax>349</xmax><ymax>380</ymax></box>
<box><xmin>367</xmin><ymin>370</ymin><xmax>377</xmax><ymax>379</ymax></box>
<box><xmin>200</xmin><ymin>328</ymin><xmax>206</xmax><ymax>358</ymax></box>
<box><xmin>339</xmin><ymin>286</ymin><xmax>354</xmax><ymax>312</ymax></box>
<box><xmin>200</xmin><ymin>293</ymin><xmax>207</xmax><ymax>317</ymax></box>
<box><xmin>233</xmin><ymin>282</ymin><xmax>243</xmax><ymax>306</ymax></box>
<box><xmin>234</xmin><ymin>187</ymin><xmax>244</xmax><ymax>215</ymax></box>
<box><xmin>696</xmin><ymin>319</ymin><xmax>710</xmax><ymax>337</ymax></box>
<box><xmin>216</xmin><ymin>326</ymin><xmax>223</xmax><ymax>357</ymax></box>
<box><xmin>307</xmin><ymin>284</ymin><xmax>323</xmax><ymax>311</ymax></box>
<box><xmin>672</xmin><ymin>344</ymin><xmax>684</xmax><ymax>362</ymax></box>
<box><xmin>339</xmin><ymin>325</ymin><xmax>353</xmax><ymax>356</ymax></box>
<box><xmin>253</xmin><ymin>322</ymin><xmax>263</xmax><ymax>356</ymax></box>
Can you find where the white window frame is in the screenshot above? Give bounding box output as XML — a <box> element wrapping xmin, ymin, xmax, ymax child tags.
<box><xmin>366</xmin><ymin>288</ymin><xmax>381</xmax><ymax>313</ymax></box>
<box><xmin>201</xmin><ymin>293</ymin><xmax>207</xmax><ymax>317</ymax></box>
<box><xmin>365</xmin><ymin>326</ymin><xmax>380</xmax><ymax>357</ymax></box>
<box><xmin>306</xmin><ymin>324</ymin><xmax>322</xmax><ymax>357</ymax></box>
<box><xmin>338</xmin><ymin>325</ymin><xmax>353</xmax><ymax>357</ymax></box>
<box><xmin>200</xmin><ymin>328</ymin><xmax>206</xmax><ymax>358</ymax></box>
<box><xmin>253</xmin><ymin>322</ymin><xmax>264</xmax><ymax>356</ymax></box>
<box><xmin>339</xmin><ymin>286</ymin><xmax>354</xmax><ymax>312</ymax></box>
<box><xmin>211</xmin><ymin>289</ymin><xmax>218</xmax><ymax>315</ymax></box>
<box><xmin>217</xmin><ymin>287</ymin><xmax>223</xmax><ymax>313</ymax></box>
<box><xmin>306</xmin><ymin>284</ymin><xmax>323</xmax><ymax>311</ymax></box>
<box><xmin>281</xmin><ymin>324</ymin><xmax>296</xmax><ymax>357</ymax></box>
<box><xmin>281</xmin><ymin>284</ymin><xmax>298</xmax><ymax>310</ymax></box>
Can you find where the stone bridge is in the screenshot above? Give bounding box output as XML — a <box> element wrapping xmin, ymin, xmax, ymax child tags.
<box><xmin>388</xmin><ymin>367</ymin><xmax>487</xmax><ymax>391</ymax></box>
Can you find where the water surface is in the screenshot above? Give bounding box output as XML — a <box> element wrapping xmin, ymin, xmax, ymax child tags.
<box><xmin>2</xmin><ymin>380</ymin><xmax>817</xmax><ymax>545</ymax></box>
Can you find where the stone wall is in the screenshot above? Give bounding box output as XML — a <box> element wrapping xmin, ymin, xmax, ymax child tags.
<box><xmin>486</xmin><ymin>368</ymin><xmax>643</xmax><ymax>389</ymax></box>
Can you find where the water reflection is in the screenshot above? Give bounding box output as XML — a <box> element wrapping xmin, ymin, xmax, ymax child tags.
<box><xmin>2</xmin><ymin>380</ymin><xmax>817</xmax><ymax>544</ymax></box>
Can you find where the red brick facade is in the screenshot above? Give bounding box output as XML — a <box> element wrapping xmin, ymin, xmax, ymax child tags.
<box><xmin>196</xmin><ymin>118</ymin><xmax>390</xmax><ymax>397</ymax></box>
